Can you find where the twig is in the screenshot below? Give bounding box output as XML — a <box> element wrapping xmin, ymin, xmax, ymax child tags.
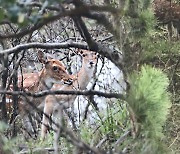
<box><xmin>96</xmin><ymin>135</ymin><xmax>108</xmax><ymax>148</ymax></box>
<box><xmin>168</xmin><ymin>132</ymin><xmax>179</xmax><ymax>148</ymax></box>
<box><xmin>114</xmin><ymin>129</ymin><xmax>131</xmax><ymax>146</ymax></box>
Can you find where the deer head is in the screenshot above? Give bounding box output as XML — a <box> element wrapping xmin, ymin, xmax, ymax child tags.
<box><xmin>31</xmin><ymin>50</ymin><xmax>73</xmax><ymax>89</ymax></box>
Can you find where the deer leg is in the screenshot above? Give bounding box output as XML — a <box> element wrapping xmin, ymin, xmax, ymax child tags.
<box><xmin>41</xmin><ymin>96</ymin><xmax>55</xmax><ymax>139</ymax></box>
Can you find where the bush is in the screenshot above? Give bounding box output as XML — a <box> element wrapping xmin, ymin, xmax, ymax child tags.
<box><xmin>127</xmin><ymin>65</ymin><xmax>171</xmax><ymax>153</ymax></box>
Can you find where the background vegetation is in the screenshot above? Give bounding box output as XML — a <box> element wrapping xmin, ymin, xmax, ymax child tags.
<box><xmin>0</xmin><ymin>0</ymin><xmax>179</xmax><ymax>153</ymax></box>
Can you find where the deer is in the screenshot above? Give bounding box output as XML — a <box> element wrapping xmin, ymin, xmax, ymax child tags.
<box><xmin>40</xmin><ymin>49</ymin><xmax>97</xmax><ymax>139</ymax></box>
<box><xmin>4</xmin><ymin>51</ymin><xmax>73</xmax><ymax>135</ymax></box>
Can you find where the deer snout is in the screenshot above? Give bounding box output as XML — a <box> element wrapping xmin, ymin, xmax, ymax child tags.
<box><xmin>64</xmin><ymin>78</ymin><xmax>73</xmax><ymax>85</ymax></box>
<box><xmin>89</xmin><ymin>61</ymin><xmax>94</xmax><ymax>66</ymax></box>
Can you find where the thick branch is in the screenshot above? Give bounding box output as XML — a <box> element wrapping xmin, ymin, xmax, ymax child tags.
<box><xmin>0</xmin><ymin>5</ymin><xmax>119</xmax><ymax>39</ymax></box>
<box><xmin>0</xmin><ymin>89</ymin><xmax>125</xmax><ymax>100</ymax></box>
<box><xmin>0</xmin><ymin>41</ymin><xmax>87</xmax><ymax>55</ymax></box>
<box><xmin>82</xmin><ymin>12</ymin><xmax>120</xmax><ymax>41</ymax></box>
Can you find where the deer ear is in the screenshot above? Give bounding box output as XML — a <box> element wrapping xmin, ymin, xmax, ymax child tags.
<box><xmin>37</xmin><ymin>50</ymin><xmax>48</xmax><ymax>64</ymax></box>
<box><xmin>46</xmin><ymin>53</ymin><xmax>55</xmax><ymax>60</ymax></box>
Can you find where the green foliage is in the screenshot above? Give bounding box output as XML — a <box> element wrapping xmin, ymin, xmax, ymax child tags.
<box><xmin>0</xmin><ymin>122</ymin><xmax>15</xmax><ymax>153</ymax></box>
<box><xmin>126</xmin><ymin>0</ymin><xmax>155</xmax><ymax>37</ymax></box>
<box><xmin>80</xmin><ymin>122</ymin><xmax>95</xmax><ymax>145</ymax></box>
<box><xmin>79</xmin><ymin>102</ymin><xmax>130</xmax><ymax>150</ymax></box>
<box><xmin>0</xmin><ymin>121</ymin><xmax>8</xmax><ymax>132</ymax></box>
<box><xmin>0</xmin><ymin>0</ymin><xmax>55</xmax><ymax>25</ymax></box>
<box><xmin>140</xmin><ymin>33</ymin><xmax>180</xmax><ymax>61</ymax></box>
<box><xmin>133</xmin><ymin>10</ymin><xmax>155</xmax><ymax>37</ymax></box>
<box><xmin>141</xmin><ymin>0</ymin><xmax>151</xmax><ymax>10</ymax></box>
<box><xmin>96</xmin><ymin>102</ymin><xmax>130</xmax><ymax>146</ymax></box>
<box><xmin>98</xmin><ymin>103</ymin><xmax>129</xmax><ymax>136</ymax></box>
<box><xmin>138</xmin><ymin>9</ymin><xmax>155</xmax><ymax>33</ymax></box>
<box><xmin>133</xmin><ymin>138</ymin><xmax>170</xmax><ymax>154</ymax></box>
<box><xmin>127</xmin><ymin>65</ymin><xmax>171</xmax><ymax>139</ymax></box>
<box><xmin>0</xmin><ymin>8</ymin><xmax>5</xmax><ymax>22</ymax></box>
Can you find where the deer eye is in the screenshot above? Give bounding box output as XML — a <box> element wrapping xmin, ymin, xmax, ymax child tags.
<box><xmin>52</xmin><ymin>66</ymin><xmax>58</xmax><ymax>71</ymax></box>
<box><xmin>82</xmin><ymin>54</ymin><xmax>87</xmax><ymax>57</ymax></box>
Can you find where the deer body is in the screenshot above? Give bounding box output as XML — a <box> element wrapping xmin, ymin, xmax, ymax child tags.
<box><xmin>41</xmin><ymin>50</ymin><xmax>97</xmax><ymax>139</ymax></box>
<box><xmin>16</xmin><ymin>53</ymin><xmax>73</xmax><ymax>112</ymax></box>
<box><xmin>4</xmin><ymin>51</ymin><xmax>73</xmax><ymax>135</ymax></box>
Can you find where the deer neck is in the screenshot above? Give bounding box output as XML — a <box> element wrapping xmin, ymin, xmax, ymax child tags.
<box><xmin>73</xmin><ymin>60</ymin><xmax>95</xmax><ymax>90</ymax></box>
<box><xmin>33</xmin><ymin>69</ymin><xmax>53</xmax><ymax>92</ymax></box>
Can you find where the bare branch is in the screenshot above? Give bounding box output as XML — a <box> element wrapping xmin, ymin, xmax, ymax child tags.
<box><xmin>0</xmin><ymin>41</ymin><xmax>124</xmax><ymax>73</ymax></box>
<box><xmin>0</xmin><ymin>5</ymin><xmax>120</xmax><ymax>39</ymax></box>
<box><xmin>26</xmin><ymin>2</ymin><xmax>119</xmax><ymax>13</ymax></box>
<box><xmin>0</xmin><ymin>89</ymin><xmax>125</xmax><ymax>100</ymax></box>
<box><xmin>0</xmin><ymin>41</ymin><xmax>87</xmax><ymax>55</ymax></box>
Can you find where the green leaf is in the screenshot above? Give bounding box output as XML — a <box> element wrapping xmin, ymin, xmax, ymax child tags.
<box><xmin>0</xmin><ymin>8</ymin><xmax>5</xmax><ymax>21</ymax></box>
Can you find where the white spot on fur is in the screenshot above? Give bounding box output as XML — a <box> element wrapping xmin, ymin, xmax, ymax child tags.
<box><xmin>45</xmin><ymin>78</ymin><xmax>63</xmax><ymax>89</ymax></box>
